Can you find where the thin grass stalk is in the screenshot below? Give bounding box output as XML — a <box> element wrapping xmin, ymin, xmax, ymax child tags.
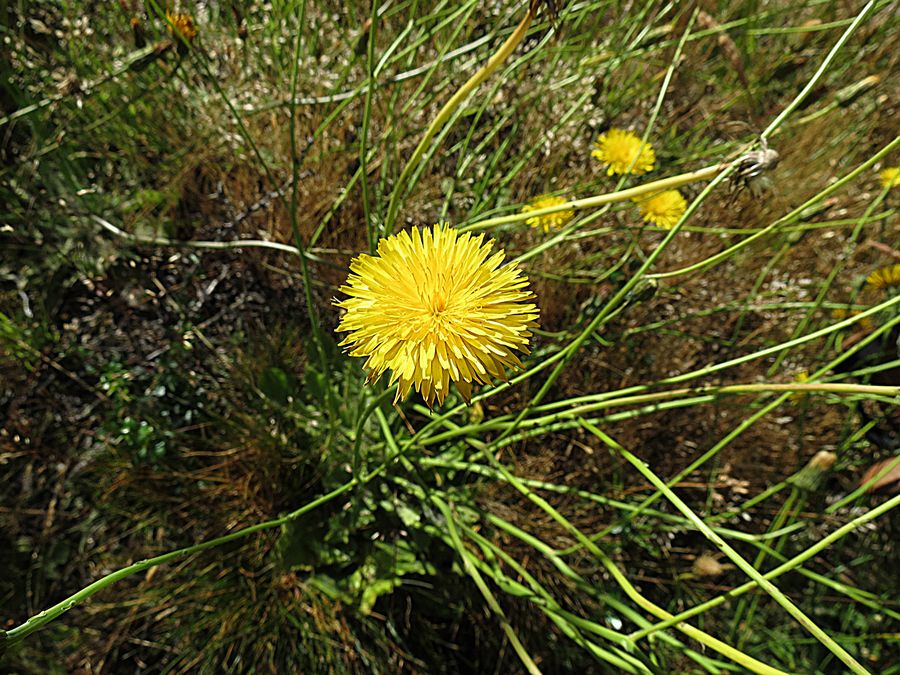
<box><xmin>650</xmin><ymin>134</ymin><xmax>900</xmax><ymax>279</ymax></box>
<box><xmin>730</xmin><ymin>486</ymin><xmax>801</xmax><ymax>645</ymax></box>
<box><xmin>460</xmin><ymin>163</ymin><xmax>723</xmax><ymax>234</ymax></box>
<box><xmin>4</xmin><ymin>475</ymin><xmax>363</xmax><ymax>646</ymax></box>
<box><xmin>430</xmin><ymin>496</ymin><xmax>543</xmax><ymax>675</ymax></box>
<box><xmin>361</xmin><ymin>0</ymin><xmax>380</xmax><ymax>252</ymax></box>
<box><xmin>391</xmin><ymin>472</ymin><xmax>654</xmax><ymax>672</ymax></box>
<box><xmin>760</xmin><ymin>0</ymin><xmax>876</xmax><ymax>141</ymax></box>
<box><xmin>462</xmin><ymin>440</ymin><xmax>787</xmax><ymax>673</ymax></box>
<box><xmin>767</xmin><ymin>179</ymin><xmax>892</xmax><ymax>376</ymax></box>
<box><xmin>556</xmin><ymin>311</ymin><xmax>900</xmax><ymax>554</ymax></box>
<box><xmin>581</xmin><ymin>421</ymin><xmax>870</xmax><ymax>674</ymax></box>
<box><xmin>629</xmin><ymin>491</ymin><xmax>900</xmax><ymax>641</ymax></box>
<box><xmin>384</xmin><ymin>2</ymin><xmax>537</xmax><ymax>233</ymax></box>
<box><xmin>460</xmin><ymin>525</ymin><xmax>656</xmax><ymax>673</ymax></box>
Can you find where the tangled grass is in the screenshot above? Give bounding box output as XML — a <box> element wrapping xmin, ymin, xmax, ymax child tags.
<box><xmin>2</xmin><ymin>1</ymin><xmax>899</xmax><ymax>673</ymax></box>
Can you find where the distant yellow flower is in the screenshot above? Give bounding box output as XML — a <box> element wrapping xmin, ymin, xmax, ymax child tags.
<box><xmin>522</xmin><ymin>195</ymin><xmax>574</xmax><ymax>232</ymax></box>
<box><xmin>592</xmin><ymin>129</ymin><xmax>655</xmax><ymax>176</ymax></box>
<box><xmin>880</xmin><ymin>167</ymin><xmax>900</xmax><ymax>189</ymax></box>
<box><xmin>335</xmin><ymin>224</ymin><xmax>539</xmax><ymax>408</ymax></box>
<box><xmin>791</xmin><ymin>370</ymin><xmax>809</xmax><ymax>401</ymax></box>
<box><xmin>831</xmin><ymin>308</ymin><xmax>875</xmax><ymax>331</ymax></box>
<box><xmin>634</xmin><ymin>189</ymin><xmax>687</xmax><ymax>229</ymax></box>
<box><xmin>866</xmin><ymin>264</ymin><xmax>900</xmax><ymax>290</ymax></box>
<box><xmin>166</xmin><ymin>10</ymin><xmax>198</xmax><ymax>42</ymax></box>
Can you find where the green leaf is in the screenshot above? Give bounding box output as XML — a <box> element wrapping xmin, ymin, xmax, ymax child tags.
<box><xmin>259</xmin><ymin>367</ymin><xmax>293</xmax><ymax>405</ymax></box>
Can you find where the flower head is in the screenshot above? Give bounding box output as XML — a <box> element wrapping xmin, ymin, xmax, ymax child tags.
<box><xmin>166</xmin><ymin>10</ymin><xmax>198</xmax><ymax>42</ymax></box>
<box><xmin>522</xmin><ymin>195</ymin><xmax>574</xmax><ymax>232</ymax></box>
<box><xmin>831</xmin><ymin>308</ymin><xmax>874</xmax><ymax>331</ymax></box>
<box><xmin>880</xmin><ymin>167</ymin><xmax>900</xmax><ymax>190</ymax></box>
<box><xmin>866</xmin><ymin>264</ymin><xmax>900</xmax><ymax>291</ymax></box>
<box><xmin>592</xmin><ymin>128</ymin><xmax>655</xmax><ymax>176</ymax></box>
<box><xmin>335</xmin><ymin>224</ymin><xmax>539</xmax><ymax>408</ymax></box>
<box><xmin>633</xmin><ymin>189</ymin><xmax>687</xmax><ymax>229</ymax></box>
<box><xmin>790</xmin><ymin>369</ymin><xmax>809</xmax><ymax>401</ymax></box>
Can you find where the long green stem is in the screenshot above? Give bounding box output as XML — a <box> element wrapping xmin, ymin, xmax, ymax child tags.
<box><xmin>285</xmin><ymin>0</ymin><xmax>336</xmax><ymax>420</ymax></box>
<box><xmin>361</xmin><ymin>0</ymin><xmax>380</xmax><ymax>252</ymax></box>
<box><xmin>650</xmin><ymin>134</ymin><xmax>900</xmax><ymax>279</ymax></box>
<box><xmin>760</xmin><ymin>0</ymin><xmax>876</xmax><ymax>141</ymax></box>
<box><xmin>464</xmin><ymin>438</ymin><xmax>786</xmax><ymax>674</ymax></box>
<box><xmin>384</xmin><ymin>4</ymin><xmax>536</xmax><ymax>233</ymax></box>
<box><xmin>629</xmin><ymin>491</ymin><xmax>900</xmax><ymax>640</ymax></box>
<box><xmin>431</xmin><ymin>496</ymin><xmax>542</xmax><ymax>675</ymax></box>
<box><xmin>581</xmin><ymin>421</ymin><xmax>870</xmax><ymax>675</ymax></box>
<box><xmin>461</xmin><ymin>164</ymin><xmax>723</xmax><ymax>233</ymax></box>
<box><xmin>5</xmin><ymin>476</ymin><xmax>362</xmax><ymax>646</ymax></box>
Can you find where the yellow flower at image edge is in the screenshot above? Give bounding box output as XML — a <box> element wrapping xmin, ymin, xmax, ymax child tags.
<box><xmin>335</xmin><ymin>225</ymin><xmax>540</xmax><ymax>408</ymax></box>
<box><xmin>592</xmin><ymin>128</ymin><xmax>656</xmax><ymax>176</ymax></box>
<box><xmin>634</xmin><ymin>189</ymin><xmax>687</xmax><ymax>229</ymax></box>
<box><xmin>880</xmin><ymin>167</ymin><xmax>900</xmax><ymax>189</ymax></box>
<box><xmin>522</xmin><ymin>195</ymin><xmax>574</xmax><ymax>232</ymax></box>
<box><xmin>866</xmin><ymin>263</ymin><xmax>900</xmax><ymax>290</ymax></box>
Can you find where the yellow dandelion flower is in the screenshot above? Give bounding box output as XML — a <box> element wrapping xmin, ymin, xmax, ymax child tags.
<box><xmin>521</xmin><ymin>195</ymin><xmax>574</xmax><ymax>232</ymax></box>
<box><xmin>791</xmin><ymin>370</ymin><xmax>809</xmax><ymax>401</ymax></box>
<box><xmin>880</xmin><ymin>167</ymin><xmax>900</xmax><ymax>189</ymax></box>
<box><xmin>866</xmin><ymin>264</ymin><xmax>900</xmax><ymax>290</ymax></box>
<box><xmin>831</xmin><ymin>308</ymin><xmax>875</xmax><ymax>332</ymax></box>
<box><xmin>592</xmin><ymin>128</ymin><xmax>656</xmax><ymax>176</ymax></box>
<box><xmin>633</xmin><ymin>189</ymin><xmax>687</xmax><ymax>229</ymax></box>
<box><xmin>166</xmin><ymin>10</ymin><xmax>198</xmax><ymax>42</ymax></box>
<box><xmin>335</xmin><ymin>224</ymin><xmax>540</xmax><ymax>408</ymax></box>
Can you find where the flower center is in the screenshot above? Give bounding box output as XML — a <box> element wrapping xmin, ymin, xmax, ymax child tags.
<box><xmin>429</xmin><ymin>290</ymin><xmax>448</xmax><ymax>315</ymax></box>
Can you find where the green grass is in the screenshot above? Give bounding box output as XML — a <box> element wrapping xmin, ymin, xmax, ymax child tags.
<box><xmin>2</xmin><ymin>0</ymin><xmax>899</xmax><ymax>672</ymax></box>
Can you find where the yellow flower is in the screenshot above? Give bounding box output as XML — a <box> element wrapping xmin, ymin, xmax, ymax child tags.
<box><xmin>166</xmin><ymin>10</ymin><xmax>198</xmax><ymax>42</ymax></box>
<box><xmin>831</xmin><ymin>308</ymin><xmax>875</xmax><ymax>331</ymax></box>
<box><xmin>866</xmin><ymin>264</ymin><xmax>900</xmax><ymax>290</ymax></box>
<box><xmin>335</xmin><ymin>224</ymin><xmax>539</xmax><ymax>408</ymax></box>
<box><xmin>633</xmin><ymin>189</ymin><xmax>687</xmax><ymax>229</ymax></box>
<box><xmin>522</xmin><ymin>195</ymin><xmax>574</xmax><ymax>232</ymax></box>
<box><xmin>592</xmin><ymin>128</ymin><xmax>656</xmax><ymax>176</ymax></box>
<box><xmin>880</xmin><ymin>167</ymin><xmax>900</xmax><ymax>189</ymax></box>
<box><xmin>791</xmin><ymin>370</ymin><xmax>809</xmax><ymax>401</ymax></box>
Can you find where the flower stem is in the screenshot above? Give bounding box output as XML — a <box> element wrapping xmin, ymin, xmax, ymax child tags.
<box><xmin>581</xmin><ymin>421</ymin><xmax>871</xmax><ymax>675</ymax></box>
<box><xmin>4</xmin><ymin>476</ymin><xmax>369</xmax><ymax>647</ymax></box>
<box><xmin>463</xmin><ymin>163</ymin><xmax>724</xmax><ymax>232</ymax></box>
<box><xmin>384</xmin><ymin>4</ymin><xmax>536</xmax><ymax>234</ymax></box>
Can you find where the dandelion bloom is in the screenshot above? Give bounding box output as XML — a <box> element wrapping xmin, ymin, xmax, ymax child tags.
<box><xmin>880</xmin><ymin>167</ymin><xmax>900</xmax><ymax>189</ymax></box>
<box><xmin>866</xmin><ymin>264</ymin><xmax>900</xmax><ymax>290</ymax></box>
<box><xmin>633</xmin><ymin>189</ymin><xmax>687</xmax><ymax>229</ymax></box>
<box><xmin>335</xmin><ymin>224</ymin><xmax>539</xmax><ymax>407</ymax></box>
<box><xmin>592</xmin><ymin>129</ymin><xmax>655</xmax><ymax>175</ymax></box>
<box><xmin>522</xmin><ymin>195</ymin><xmax>574</xmax><ymax>232</ymax></box>
<box><xmin>166</xmin><ymin>11</ymin><xmax>198</xmax><ymax>42</ymax></box>
<box><xmin>831</xmin><ymin>308</ymin><xmax>874</xmax><ymax>331</ymax></box>
<box><xmin>790</xmin><ymin>370</ymin><xmax>809</xmax><ymax>401</ymax></box>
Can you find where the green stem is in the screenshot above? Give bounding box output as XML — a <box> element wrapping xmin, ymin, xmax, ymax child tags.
<box><xmin>766</xmin><ymin>181</ymin><xmax>890</xmax><ymax>376</ymax></box>
<box><xmin>461</xmin><ymin>164</ymin><xmax>723</xmax><ymax>234</ymax></box>
<box><xmin>629</xmin><ymin>491</ymin><xmax>900</xmax><ymax>641</ymax></box>
<box><xmin>582</xmin><ymin>421</ymin><xmax>870</xmax><ymax>675</ymax></box>
<box><xmin>361</xmin><ymin>0</ymin><xmax>380</xmax><ymax>252</ymax></box>
<box><xmin>430</xmin><ymin>496</ymin><xmax>543</xmax><ymax>675</ymax></box>
<box><xmin>464</xmin><ymin>440</ymin><xmax>786</xmax><ymax>674</ymax></box>
<box><xmin>384</xmin><ymin>4</ymin><xmax>536</xmax><ymax>233</ymax></box>
<box><xmin>5</xmin><ymin>477</ymin><xmax>362</xmax><ymax>646</ymax></box>
<box><xmin>760</xmin><ymin>0</ymin><xmax>875</xmax><ymax>141</ymax></box>
<box><xmin>286</xmin><ymin>0</ymin><xmax>336</xmax><ymax>419</ymax></box>
<box><xmin>650</xmin><ymin>134</ymin><xmax>900</xmax><ymax>279</ymax></box>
